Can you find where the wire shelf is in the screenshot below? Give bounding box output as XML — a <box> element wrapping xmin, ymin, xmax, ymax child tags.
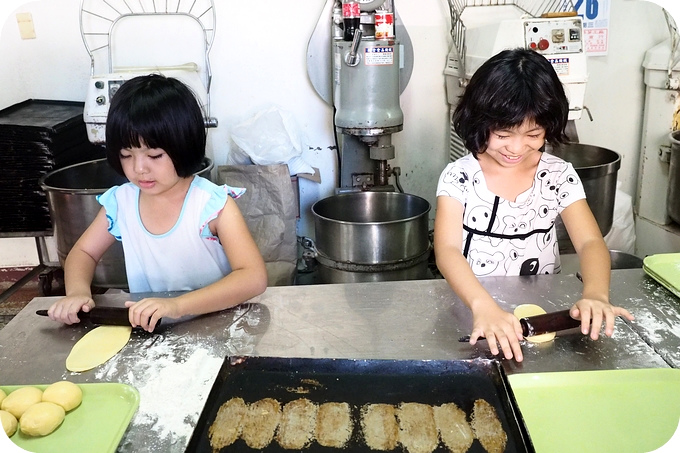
<box><xmin>79</xmin><ymin>0</ymin><xmax>215</xmax><ymax>84</ymax></box>
<box><xmin>447</xmin><ymin>0</ymin><xmax>576</xmax><ymax>80</ymax></box>
<box><xmin>664</xmin><ymin>8</ymin><xmax>680</xmax><ymax>87</ymax></box>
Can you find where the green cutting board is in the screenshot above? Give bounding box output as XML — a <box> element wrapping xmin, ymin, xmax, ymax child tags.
<box><xmin>1</xmin><ymin>383</ymin><xmax>139</xmax><ymax>453</ymax></box>
<box><xmin>509</xmin><ymin>369</ymin><xmax>680</xmax><ymax>453</ymax></box>
<box><xmin>643</xmin><ymin>253</ymin><xmax>680</xmax><ymax>298</ymax></box>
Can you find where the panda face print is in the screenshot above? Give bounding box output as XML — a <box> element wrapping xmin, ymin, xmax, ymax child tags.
<box><xmin>536</xmin><ymin>169</ymin><xmax>560</xmax><ymax>201</ymax></box>
<box><xmin>468</xmin><ymin>248</ymin><xmax>505</xmax><ymax>276</ymax></box>
<box><xmin>442</xmin><ymin>168</ymin><xmax>469</xmax><ymax>188</ymax></box>
<box><xmin>501</xmin><ymin>209</ymin><xmax>537</xmax><ymax>236</ymax></box>
<box><xmin>556</xmin><ymin>173</ymin><xmax>579</xmax><ymax>205</ymax></box>
<box><xmin>471</xmin><ymin>170</ymin><xmax>501</xmax><ymax>205</ymax></box>
<box><xmin>465</xmin><ymin>205</ymin><xmax>494</xmax><ymax>232</ymax></box>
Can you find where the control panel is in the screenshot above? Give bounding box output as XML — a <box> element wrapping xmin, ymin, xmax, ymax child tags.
<box><xmin>524</xmin><ymin>17</ymin><xmax>583</xmax><ymax>55</ymax></box>
<box><xmin>83</xmin><ymin>69</ymin><xmax>212</xmax><ymax>144</ymax></box>
<box><xmin>83</xmin><ymin>73</ymin><xmax>136</xmax><ymax>144</ymax></box>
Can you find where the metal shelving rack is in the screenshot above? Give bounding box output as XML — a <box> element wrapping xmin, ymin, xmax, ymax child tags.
<box><xmin>663</xmin><ymin>9</ymin><xmax>680</xmax><ymax>90</ymax></box>
<box><xmin>447</xmin><ymin>0</ymin><xmax>576</xmax><ymax>83</ymax></box>
<box><xmin>79</xmin><ymin>0</ymin><xmax>216</xmax><ymax>118</ymax></box>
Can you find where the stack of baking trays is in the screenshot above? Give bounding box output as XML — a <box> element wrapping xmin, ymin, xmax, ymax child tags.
<box><xmin>0</xmin><ymin>100</ymin><xmax>104</xmax><ymax>235</ymax></box>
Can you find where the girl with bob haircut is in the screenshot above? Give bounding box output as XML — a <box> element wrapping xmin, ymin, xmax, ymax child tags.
<box><xmin>434</xmin><ymin>48</ymin><xmax>633</xmax><ymax>362</ymax></box>
<box><xmin>48</xmin><ymin>74</ymin><xmax>267</xmax><ymax>332</ymax></box>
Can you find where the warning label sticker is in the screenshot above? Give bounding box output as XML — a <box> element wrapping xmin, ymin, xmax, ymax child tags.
<box><xmin>547</xmin><ymin>57</ymin><xmax>570</xmax><ymax>76</ymax></box>
<box><xmin>364</xmin><ymin>47</ymin><xmax>394</xmax><ymax>66</ymax></box>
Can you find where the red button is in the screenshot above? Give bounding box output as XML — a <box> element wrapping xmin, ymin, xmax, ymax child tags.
<box><xmin>529</xmin><ymin>42</ymin><xmax>537</xmax><ymax>49</ymax></box>
<box><xmin>538</xmin><ymin>39</ymin><xmax>550</xmax><ymax>51</ymax></box>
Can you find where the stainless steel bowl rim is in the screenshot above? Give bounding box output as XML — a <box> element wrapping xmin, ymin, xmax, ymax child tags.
<box><xmin>311</xmin><ymin>192</ymin><xmax>431</xmax><ymax>225</ymax></box>
<box><xmin>39</xmin><ymin>157</ymin><xmax>214</xmax><ymax>194</ymax></box>
<box><xmin>546</xmin><ymin>144</ymin><xmax>621</xmax><ymax>179</ymax></box>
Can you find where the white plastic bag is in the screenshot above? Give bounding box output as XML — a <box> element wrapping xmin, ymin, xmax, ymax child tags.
<box><xmin>604</xmin><ymin>186</ymin><xmax>636</xmax><ymax>254</ymax></box>
<box><xmin>229</xmin><ymin>106</ymin><xmax>314</xmax><ymax>176</ymax></box>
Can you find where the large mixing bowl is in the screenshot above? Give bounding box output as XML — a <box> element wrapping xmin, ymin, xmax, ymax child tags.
<box><xmin>311</xmin><ymin>192</ymin><xmax>431</xmax><ymax>283</ymax></box>
<box><xmin>547</xmin><ymin>143</ymin><xmax>621</xmax><ymax>253</ymax></box>
<box><xmin>40</xmin><ymin>157</ymin><xmax>213</xmax><ymax>289</ymax></box>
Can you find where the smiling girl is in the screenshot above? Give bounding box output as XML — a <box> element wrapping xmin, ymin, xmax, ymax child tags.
<box><xmin>48</xmin><ymin>74</ymin><xmax>267</xmax><ymax>332</ymax></box>
<box><xmin>434</xmin><ymin>48</ymin><xmax>633</xmax><ymax>362</ymax></box>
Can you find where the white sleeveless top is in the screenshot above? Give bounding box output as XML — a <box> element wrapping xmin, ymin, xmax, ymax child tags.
<box><xmin>97</xmin><ymin>176</ymin><xmax>245</xmax><ymax>293</ymax></box>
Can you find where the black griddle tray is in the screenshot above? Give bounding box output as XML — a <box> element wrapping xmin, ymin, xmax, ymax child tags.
<box><xmin>187</xmin><ymin>357</ymin><xmax>534</xmax><ymax>453</ymax></box>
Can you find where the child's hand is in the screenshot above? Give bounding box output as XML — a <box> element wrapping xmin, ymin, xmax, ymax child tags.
<box><xmin>570</xmin><ymin>299</ymin><xmax>634</xmax><ymax>340</ymax></box>
<box><xmin>125</xmin><ymin>298</ymin><xmax>181</xmax><ymax>333</ymax></box>
<box><xmin>47</xmin><ymin>295</ymin><xmax>95</xmax><ymax>325</ymax></box>
<box><xmin>469</xmin><ymin>301</ymin><xmax>525</xmax><ymax>362</ymax></box>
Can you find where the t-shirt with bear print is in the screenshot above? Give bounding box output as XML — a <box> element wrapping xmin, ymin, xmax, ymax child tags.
<box><xmin>436</xmin><ymin>152</ymin><xmax>585</xmax><ymax>276</ymax></box>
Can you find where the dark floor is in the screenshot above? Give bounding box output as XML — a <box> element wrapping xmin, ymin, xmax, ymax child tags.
<box><xmin>0</xmin><ymin>266</ymin><xmax>64</xmax><ymax>330</ymax></box>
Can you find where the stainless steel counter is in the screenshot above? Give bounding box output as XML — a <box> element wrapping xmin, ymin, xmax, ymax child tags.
<box><xmin>0</xmin><ymin>269</ymin><xmax>678</xmax><ymax>452</ymax></box>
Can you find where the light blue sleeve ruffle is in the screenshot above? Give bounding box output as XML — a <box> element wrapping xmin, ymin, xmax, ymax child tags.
<box><xmin>96</xmin><ymin>186</ymin><xmax>123</xmax><ymax>241</ymax></box>
<box><xmin>195</xmin><ymin>177</ymin><xmax>246</xmax><ymax>239</ymax></box>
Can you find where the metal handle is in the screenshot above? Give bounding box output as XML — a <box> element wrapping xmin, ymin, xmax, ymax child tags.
<box><xmin>346</xmin><ymin>28</ymin><xmax>363</xmax><ymax>66</ymax></box>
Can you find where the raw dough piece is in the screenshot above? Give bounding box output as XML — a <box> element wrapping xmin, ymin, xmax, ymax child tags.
<box><xmin>209</xmin><ymin>397</ymin><xmax>246</xmax><ymax>450</ymax></box>
<box><xmin>276</xmin><ymin>398</ymin><xmax>318</xmax><ymax>449</ymax></box>
<box><xmin>397</xmin><ymin>402</ymin><xmax>439</xmax><ymax>453</ymax></box>
<box><xmin>315</xmin><ymin>402</ymin><xmax>353</xmax><ymax>448</ymax></box>
<box><xmin>241</xmin><ymin>398</ymin><xmax>281</xmax><ymax>449</ymax></box>
<box><xmin>514</xmin><ymin>304</ymin><xmax>556</xmax><ymax>343</ymax></box>
<box><xmin>361</xmin><ymin>403</ymin><xmax>399</xmax><ymax>451</ymax></box>
<box><xmin>0</xmin><ymin>410</ymin><xmax>17</xmax><ymax>437</ymax></box>
<box><xmin>0</xmin><ymin>389</ymin><xmax>6</xmax><ymax>405</ymax></box>
<box><xmin>433</xmin><ymin>402</ymin><xmax>474</xmax><ymax>453</ymax></box>
<box><xmin>19</xmin><ymin>402</ymin><xmax>65</xmax><ymax>437</ymax></box>
<box><xmin>470</xmin><ymin>399</ymin><xmax>507</xmax><ymax>453</ymax></box>
<box><xmin>42</xmin><ymin>381</ymin><xmax>82</xmax><ymax>411</ymax></box>
<box><xmin>1</xmin><ymin>386</ymin><xmax>43</xmax><ymax>418</ymax></box>
<box><xmin>66</xmin><ymin>326</ymin><xmax>132</xmax><ymax>372</ymax></box>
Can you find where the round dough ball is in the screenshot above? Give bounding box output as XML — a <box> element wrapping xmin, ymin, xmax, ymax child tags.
<box><xmin>0</xmin><ymin>410</ymin><xmax>17</xmax><ymax>437</ymax></box>
<box><xmin>42</xmin><ymin>381</ymin><xmax>82</xmax><ymax>411</ymax></box>
<box><xmin>0</xmin><ymin>388</ymin><xmax>6</xmax><ymax>405</ymax></box>
<box><xmin>514</xmin><ymin>304</ymin><xmax>556</xmax><ymax>343</ymax></box>
<box><xmin>19</xmin><ymin>402</ymin><xmax>65</xmax><ymax>437</ymax></box>
<box><xmin>1</xmin><ymin>386</ymin><xmax>43</xmax><ymax>419</ymax></box>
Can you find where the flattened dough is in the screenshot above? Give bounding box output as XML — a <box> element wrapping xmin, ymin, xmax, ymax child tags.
<box><xmin>470</xmin><ymin>399</ymin><xmax>507</xmax><ymax>453</ymax></box>
<box><xmin>433</xmin><ymin>403</ymin><xmax>474</xmax><ymax>453</ymax></box>
<box><xmin>241</xmin><ymin>398</ymin><xmax>281</xmax><ymax>449</ymax></box>
<box><xmin>316</xmin><ymin>402</ymin><xmax>353</xmax><ymax>448</ymax></box>
<box><xmin>397</xmin><ymin>402</ymin><xmax>438</xmax><ymax>453</ymax></box>
<box><xmin>361</xmin><ymin>403</ymin><xmax>399</xmax><ymax>451</ymax></box>
<box><xmin>276</xmin><ymin>398</ymin><xmax>318</xmax><ymax>449</ymax></box>
<box><xmin>209</xmin><ymin>397</ymin><xmax>246</xmax><ymax>450</ymax></box>
<box><xmin>66</xmin><ymin>326</ymin><xmax>132</xmax><ymax>372</ymax></box>
<box><xmin>514</xmin><ymin>304</ymin><xmax>555</xmax><ymax>343</ymax></box>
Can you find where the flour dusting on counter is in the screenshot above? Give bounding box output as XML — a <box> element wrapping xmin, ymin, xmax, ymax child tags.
<box><xmin>93</xmin><ymin>332</ymin><xmax>223</xmax><ymax>449</ymax></box>
<box><xmin>80</xmin><ymin>303</ymin><xmax>267</xmax><ymax>452</ymax></box>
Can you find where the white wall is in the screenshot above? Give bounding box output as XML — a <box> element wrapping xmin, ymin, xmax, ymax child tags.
<box><xmin>0</xmin><ymin>0</ymin><xmax>676</xmax><ymax>266</ymax></box>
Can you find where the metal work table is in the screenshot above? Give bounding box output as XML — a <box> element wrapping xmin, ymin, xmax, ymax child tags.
<box><xmin>0</xmin><ymin>269</ymin><xmax>677</xmax><ymax>452</ymax></box>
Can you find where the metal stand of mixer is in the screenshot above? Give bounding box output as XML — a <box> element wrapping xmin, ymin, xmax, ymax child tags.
<box><xmin>307</xmin><ymin>0</ymin><xmax>414</xmax><ymax>193</ymax></box>
<box><xmin>304</xmin><ymin>1</ymin><xmax>433</xmax><ymax>284</ymax></box>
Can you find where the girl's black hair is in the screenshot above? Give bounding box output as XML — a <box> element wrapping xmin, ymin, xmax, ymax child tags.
<box><xmin>452</xmin><ymin>47</ymin><xmax>570</xmax><ymax>157</ymax></box>
<box><xmin>105</xmin><ymin>74</ymin><xmax>206</xmax><ymax>177</ymax></box>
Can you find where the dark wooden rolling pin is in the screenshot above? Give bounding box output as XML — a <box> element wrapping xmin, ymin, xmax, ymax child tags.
<box><xmin>459</xmin><ymin>309</ymin><xmax>581</xmax><ymax>342</ymax></box>
<box><xmin>36</xmin><ymin>307</ymin><xmax>163</xmax><ymax>333</ymax></box>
